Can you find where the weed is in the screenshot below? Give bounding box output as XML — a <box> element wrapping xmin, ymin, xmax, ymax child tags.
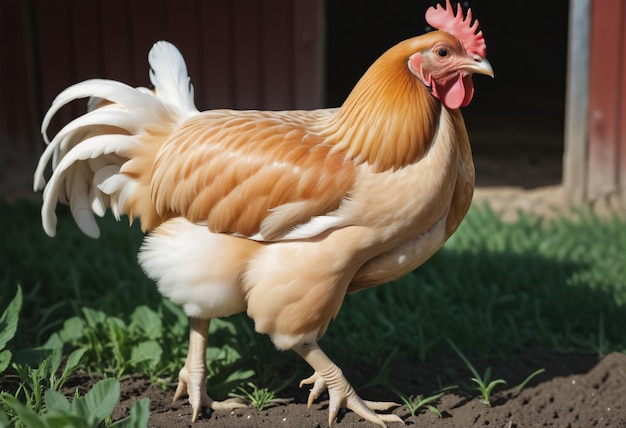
<box><xmin>396</xmin><ymin>385</ymin><xmax>456</xmax><ymax>417</ymax></box>
<box><xmin>0</xmin><ymin>287</ymin><xmax>146</xmax><ymax>427</ymax></box>
<box><xmin>515</xmin><ymin>368</ymin><xmax>546</xmax><ymax>395</ymax></box>
<box><xmin>51</xmin><ymin>303</ymin><xmax>187</xmax><ymax>382</ymax></box>
<box><xmin>1</xmin><ymin>378</ymin><xmax>149</xmax><ymax>428</ymax></box>
<box><xmin>447</xmin><ymin>339</ymin><xmax>506</xmax><ymax>406</ymax></box>
<box><xmin>10</xmin><ymin>346</ymin><xmax>86</xmax><ymax>413</ymax></box>
<box><xmin>230</xmin><ymin>382</ymin><xmax>291</xmax><ymax>410</ymax></box>
<box><xmin>0</xmin><ymin>286</ymin><xmax>21</xmax><ymax>374</ymax></box>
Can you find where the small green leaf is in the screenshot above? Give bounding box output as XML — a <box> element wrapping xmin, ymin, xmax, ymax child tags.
<box><xmin>45</xmin><ymin>412</ymin><xmax>90</xmax><ymax>428</ymax></box>
<box><xmin>82</xmin><ymin>308</ymin><xmax>108</xmax><ymax>327</ymax></box>
<box><xmin>58</xmin><ymin>347</ymin><xmax>87</xmax><ymax>384</ymax></box>
<box><xmin>427</xmin><ymin>404</ymin><xmax>443</xmax><ymax>418</ymax></box>
<box><xmin>41</xmin><ymin>331</ymin><xmax>64</xmax><ymax>350</ymax></box>
<box><xmin>0</xmin><ymin>350</ymin><xmax>11</xmax><ymax>373</ymax></box>
<box><xmin>72</xmin><ymin>378</ymin><xmax>120</xmax><ymax>424</ymax></box>
<box><xmin>47</xmin><ymin>347</ymin><xmax>64</xmax><ymax>377</ymax></box>
<box><xmin>44</xmin><ymin>389</ymin><xmax>71</xmax><ymax>412</ymax></box>
<box><xmin>0</xmin><ymin>409</ymin><xmax>10</xmax><ymax>427</ymax></box>
<box><xmin>0</xmin><ymin>285</ymin><xmax>22</xmax><ymax>349</ymax></box>
<box><xmin>56</xmin><ymin>317</ymin><xmax>86</xmax><ymax>344</ymax></box>
<box><xmin>130</xmin><ymin>306</ymin><xmax>162</xmax><ymax>340</ymax></box>
<box><xmin>515</xmin><ymin>368</ymin><xmax>545</xmax><ymax>394</ymax></box>
<box><xmin>0</xmin><ymin>393</ymin><xmax>46</xmax><ymax>428</ymax></box>
<box><xmin>128</xmin><ymin>397</ymin><xmax>150</xmax><ymax>428</ymax></box>
<box><xmin>130</xmin><ymin>340</ymin><xmax>162</xmax><ymax>370</ymax></box>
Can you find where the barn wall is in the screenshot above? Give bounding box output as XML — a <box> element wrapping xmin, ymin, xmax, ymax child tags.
<box><xmin>0</xmin><ymin>0</ymin><xmax>324</xmax><ymax>197</ymax></box>
<box><xmin>564</xmin><ymin>0</ymin><xmax>626</xmax><ymax>205</ymax></box>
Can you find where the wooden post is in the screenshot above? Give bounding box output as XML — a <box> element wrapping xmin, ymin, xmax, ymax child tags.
<box><xmin>564</xmin><ymin>0</ymin><xmax>626</xmax><ymax>205</ymax></box>
<box><xmin>563</xmin><ymin>0</ymin><xmax>590</xmax><ymax>204</ymax></box>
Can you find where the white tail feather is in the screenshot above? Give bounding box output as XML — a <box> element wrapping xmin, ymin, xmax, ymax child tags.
<box><xmin>35</xmin><ymin>40</ymin><xmax>198</xmax><ymax>238</ymax></box>
<box><xmin>149</xmin><ymin>41</ymin><xmax>198</xmax><ymax>115</ymax></box>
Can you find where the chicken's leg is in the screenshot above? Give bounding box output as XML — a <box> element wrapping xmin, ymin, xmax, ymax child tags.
<box><xmin>295</xmin><ymin>342</ymin><xmax>403</xmax><ymax>426</ymax></box>
<box><xmin>173</xmin><ymin>317</ymin><xmax>246</xmax><ymax>422</ymax></box>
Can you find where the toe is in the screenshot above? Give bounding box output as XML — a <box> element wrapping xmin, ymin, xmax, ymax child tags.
<box><xmin>172</xmin><ymin>379</ymin><xmax>187</xmax><ymax>403</ymax></box>
<box><xmin>299</xmin><ymin>372</ymin><xmax>327</xmax><ymax>408</ymax></box>
<box><xmin>299</xmin><ymin>372</ymin><xmax>319</xmax><ymax>388</ymax></box>
<box><xmin>210</xmin><ymin>397</ymin><xmax>248</xmax><ymax>411</ymax></box>
<box><xmin>363</xmin><ymin>400</ymin><xmax>401</xmax><ymax>411</ymax></box>
<box><xmin>345</xmin><ymin>395</ymin><xmax>404</xmax><ymax>427</ymax></box>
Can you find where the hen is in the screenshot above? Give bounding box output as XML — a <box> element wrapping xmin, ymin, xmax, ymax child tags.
<box><xmin>34</xmin><ymin>0</ymin><xmax>492</xmax><ymax>425</ymax></box>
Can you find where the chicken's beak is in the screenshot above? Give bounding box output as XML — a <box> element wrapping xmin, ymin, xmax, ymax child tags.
<box><xmin>465</xmin><ymin>55</ymin><xmax>494</xmax><ymax>78</ymax></box>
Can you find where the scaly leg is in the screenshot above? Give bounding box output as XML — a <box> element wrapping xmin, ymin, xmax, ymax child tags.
<box><xmin>173</xmin><ymin>317</ymin><xmax>247</xmax><ymax>422</ymax></box>
<box><xmin>295</xmin><ymin>342</ymin><xmax>403</xmax><ymax>427</ymax></box>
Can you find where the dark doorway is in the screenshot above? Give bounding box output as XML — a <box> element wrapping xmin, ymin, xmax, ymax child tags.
<box><xmin>324</xmin><ymin>1</ymin><xmax>569</xmax><ymax>188</ymax></box>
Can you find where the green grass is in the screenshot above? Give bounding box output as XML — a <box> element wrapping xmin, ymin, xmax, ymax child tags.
<box><xmin>447</xmin><ymin>338</ymin><xmax>507</xmax><ymax>406</ymax></box>
<box><xmin>325</xmin><ymin>204</ymin><xmax>626</xmax><ymax>364</ymax></box>
<box><xmin>395</xmin><ymin>385</ymin><xmax>456</xmax><ymax>417</ymax></box>
<box><xmin>1</xmin><ymin>200</ymin><xmax>625</xmax><ymax>422</ymax></box>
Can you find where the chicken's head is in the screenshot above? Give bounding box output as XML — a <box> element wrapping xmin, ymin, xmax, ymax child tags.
<box><xmin>408</xmin><ymin>0</ymin><xmax>493</xmax><ymax>109</ymax></box>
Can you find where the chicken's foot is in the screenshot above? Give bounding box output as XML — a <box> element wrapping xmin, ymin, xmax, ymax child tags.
<box><xmin>295</xmin><ymin>342</ymin><xmax>403</xmax><ymax>426</ymax></box>
<box><xmin>173</xmin><ymin>317</ymin><xmax>247</xmax><ymax>422</ymax></box>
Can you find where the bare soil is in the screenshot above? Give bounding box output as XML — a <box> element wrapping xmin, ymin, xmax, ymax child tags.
<box><xmin>95</xmin><ymin>348</ymin><xmax>626</xmax><ymax>427</ymax></box>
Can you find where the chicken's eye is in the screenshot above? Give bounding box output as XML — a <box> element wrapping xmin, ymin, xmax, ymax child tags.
<box><xmin>436</xmin><ymin>48</ymin><xmax>449</xmax><ymax>57</ymax></box>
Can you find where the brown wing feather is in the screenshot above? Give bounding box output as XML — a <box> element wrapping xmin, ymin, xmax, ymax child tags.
<box><xmin>150</xmin><ymin>110</ymin><xmax>356</xmax><ymax>238</ymax></box>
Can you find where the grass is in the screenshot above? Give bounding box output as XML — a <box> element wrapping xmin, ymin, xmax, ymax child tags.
<box><xmin>230</xmin><ymin>382</ymin><xmax>292</xmax><ymax>410</ymax></box>
<box><xmin>325</xmin><ymin>204</ymin><xmax>626</xmax><ymax>365</ymax></box>
<box><xmin>396</xmin><ymin>385</ymin><xmax>456</xmax><ymax>417</ymax></box>
<box><xmin>447</xmin><ymin>338</ymin><xmax>507</xmax><ymax>405</ymax></box>
<box><xmin>1</xmin><ymin>200</ymin><xmax>626</xmax><ymax>423</ymax></box>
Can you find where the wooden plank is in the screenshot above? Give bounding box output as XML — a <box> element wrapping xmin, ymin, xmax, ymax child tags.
<box><xmin>233</xmin><ymin>0</ymin><xmax>262</xmax><ymax>108</ymax></box>
<box><xmin>0</xmin><ymin>0</ymin><xmax>38</xmax><ymax>143</ymax></box>
<box><xmin>563</xmin><ymin>0</ymin><xmax>590</xmax><ymax>204</ymax></box>
<box><xmin>70</xmin><ymin>0</ymin><xmax>102</xmax><ymax>80</ymax></box>
<box><xmin>293</xmin><ymin>0</ymin><xmax>323</xmax><ymax>109</ymax></box>
<box><xmin>262</xmin><ymin>0</ymin><xmax>293</xmax><ymax>110</ymax></box>
<box><xmin>619</xmin><ymin>4</ymin><xmax>626</xmax><ymax>202</ymax></box>
<box><xmin>100</xmin><ymin>0</ymin><xmax>134</xmax><ymax>83</ymax></box>
<box><xmin>200</xmin><ymin>1</ymin><xmax>233</xmax><ymax>109</ymax></box>
<box><xmin>0</xmin><ymin>0</ymin><xmax>41</xmax><ymax>194</ymax></box>
<box><xmin>129</xmin><ymin>0</ymin><xmax>167</xmax><ymax>87</ymax></box>
<box><xmin>164</xmin><ymin>0</ymin><xmax>202</xmax><ymax>106</ymax></box>
<box><xmin>32</xmin><ymin>0</ymin><xmax>76</xmax><ymax>137</ymax></box>
<box><xmin>586</xmin><ymin>0</ymin><xmax>622</xmax><ymax>201</ymax></box>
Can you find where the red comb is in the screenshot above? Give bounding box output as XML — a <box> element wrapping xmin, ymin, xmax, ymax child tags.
<box><xmin>425</xmin><ymin>0</ymin><xmax>486</xmax><ymax>57</ymax></box>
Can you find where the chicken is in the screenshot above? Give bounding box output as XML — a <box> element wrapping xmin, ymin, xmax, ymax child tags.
<box><xmin>34</xmin><ymin>0</ymin><xmax>492</xmax><ymax>425</ymax></box>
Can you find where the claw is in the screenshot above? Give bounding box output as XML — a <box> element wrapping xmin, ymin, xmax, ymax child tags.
<box><xmin>346</xmin><ymin>394</ymin><xmax>403</xmax><ymax>426</ymax></box>
<box><xmin>299</xmin><ymin>371</ymin><xmax>327</xmax><ymax>408</ymax></box>
<box><xmin>339</xmin><ymin>390</ymin><xmax>402</xmax><ymax>427</ymax></box>
<box><xmin>173</xmin><ymin>365</ymin><xmax>214</xmax><ymax>422</ymax></box>
<box><xmin>364</xmin><ymin>399</ymin><xmax>402</xmax><ymax>411</ymax></box>
<box><xmin>174</xmin><ymin>317</ymin><xmax>248</xmax><ymax>423</ymax></box>
<box><xmin>295</xmin><ymin>343</ymin><xmax>404</xmax><ymax>426</ymax></box>
<box><xmin>174</xmin><ymin>366</ymin><xmax>248</xmax><ymax>422</ymax></box>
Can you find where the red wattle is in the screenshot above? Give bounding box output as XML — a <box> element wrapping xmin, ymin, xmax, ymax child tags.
<box><xmin>461</xmin><ymin>74</ymin><xmax>475</xmax><ymax>107</ymax></box>
<box><xmin>433</xmin><ymin>74</ymin><xmax>474</xmax><ymax>110</ymax></box>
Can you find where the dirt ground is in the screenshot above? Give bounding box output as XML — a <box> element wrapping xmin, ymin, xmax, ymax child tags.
<box><xmin>95</xmin><ymin>144</ymin><xmax>624</xmax><ymax>427</ymax></box>
<box><xmin>103</xmin><ymin>348</ymin><xmax>626</xmax><ymax>427</ymax></box>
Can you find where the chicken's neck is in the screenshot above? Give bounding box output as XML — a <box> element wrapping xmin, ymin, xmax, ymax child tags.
<box><xmin>323</xmin><ymin>56</ymin><xmax>441</xmax><ymax>173</ymax></box>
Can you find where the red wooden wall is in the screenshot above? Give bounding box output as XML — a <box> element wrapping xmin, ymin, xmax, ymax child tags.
<box><xmin>0</xmin><ymin>0</ymin><xmax>323</xmax><ymax>197</ymax></box>
<box><xmin>586</xmin><ymin>0</ymin><xmax>626</xmax><ymax>201</ymax></box>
